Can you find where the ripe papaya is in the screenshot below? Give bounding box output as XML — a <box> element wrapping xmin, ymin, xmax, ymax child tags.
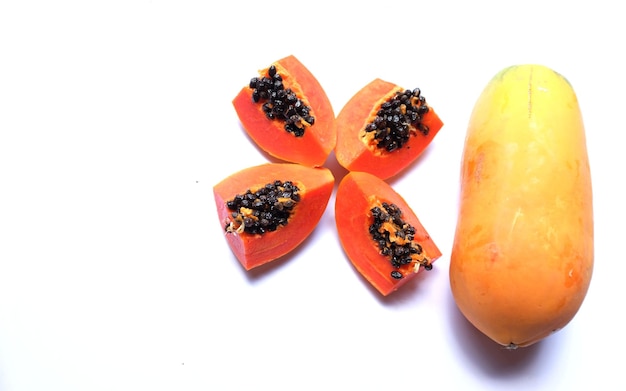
<box><xmin>335</xmin><ymin>78</ymin><xmax>443</xmax><ymax>180</ymax></box>
<box><xmin>449</xmin><ymin>65</ymin><xmax>594</xmax><ymax>348</ymax></box>
<box><xmin>232</xmin><ymin>55</ymin><xmax>336</xmax><ymax>167</ymax></box>
<box><xmin>213</xmin><ymin>163</ymin><xmax>334</xmax><ymax>270</ymax></box>
<box><xmin>335</xmin><ymin>171</ymin><xmax>441</xmax><ymax>296</ymax></box>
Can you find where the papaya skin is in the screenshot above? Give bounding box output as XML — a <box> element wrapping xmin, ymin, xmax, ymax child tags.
<box><xmin>449</xmin><ymin>65</ymin><xmax>594</xmax><ymax>348</ymax></box>
<box><xmin>213</xmin><ymin>163</ymin><xmax>334</xmax><ymax>270</ymax></box>
<box><xmin>335</xmin><ymin>171</ymin><xmax>441</xmax><ymax>296</ymax></box>
<box><xmin>335</xmin><ymin>78</ymin><xmax>443</xmax><ymax>180</ymax></box>
<box><xmin>232</xmin><ymin>55</ymin><xmax>336</xmax><ymax>167</ymax></box>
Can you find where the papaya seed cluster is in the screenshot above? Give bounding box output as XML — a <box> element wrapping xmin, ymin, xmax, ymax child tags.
<box><xmin>225</xmin><ymin>180</ymin><xmax>301</xmax><ymax>235</ymax></box>
<box><xmin>249</xmin><ymin>65</ymin><xmax>314</xmax><ymax>137</ymax></box>
<box><xmin>364</xmin><ymin>88</ymin><xmax>430</xmax><ymax>152</ymax></box>
<box><xmin>369</xmin><ymin>201</ymin><xmax>432</xmax><ymax>279</ymax></box>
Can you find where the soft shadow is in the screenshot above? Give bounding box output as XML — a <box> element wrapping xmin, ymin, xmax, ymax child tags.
<box><xmin>334</xmin><ymin>235</ymin><xmax>441</xmax><ymax>307</ymax></box>
<box><xmin>446</xmin><ymin>291</ymin><xmax>546</xmax><ymax>377</ymax></box>
<box><xmin>236</xmin><ymin>122</ymin><xmax>285</xmax><ymax>164</ymax></box>
<box><xmin>378</xmin><ymin>265</ymin><xmax>440</xmax><ymax>306</ymax></box>
<box><xmin>323</xmin><ymin>150</ymin><xmax>349</xmax><ymax>188</ymax></box>
<box><xmin>386</xmin><ymin>142</ymin><xmax>435</xmax><ymax>186</ymax></box>
<box><xmin>238</xmin><ymin>220</ymin><xmax>325</xmax><ymax>285</ymax></box>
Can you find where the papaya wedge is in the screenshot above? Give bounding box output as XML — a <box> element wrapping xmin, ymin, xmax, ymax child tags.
<box><xmin>214</xmin><ymin>163</ymin><xmax>334</xmax><ymax>270</ymax></box>
<box><xmin>335</xmin><ymin>78</ymin><xmax>443</xmax><ymax>180</ymax></box>
<box><xmin>233</xmin><ymin>55</ymin><xmax>336</xmax><ymax>167</ymax></box>
<box><xmin>335</xmin><ymin>171</ymin><xmax>441</xmax><ymax>295</ymax></box>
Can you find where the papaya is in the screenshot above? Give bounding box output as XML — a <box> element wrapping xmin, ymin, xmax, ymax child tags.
<box><xmin>335</xmin><ymin>171</ymin><xmax>441</xmax><ymax>296</ymax></box>
<box><xmin>449</xmin><ymin>65</ymin><xmax>594</xmax><ymax>348</ymax></box>
<box><xmin>213</xmin><ymin>163</ymin><xmax>334</xmax><ymax>270</ymax></box>
<box><xmin>232</xmin><ymin>55</ymin><xmax>336</xmax><ymax>167</ymax></box>
<box><xmin>335</xmin><ymin>78</ymin><xmax>443</xmax><ymax>180</ymax></box>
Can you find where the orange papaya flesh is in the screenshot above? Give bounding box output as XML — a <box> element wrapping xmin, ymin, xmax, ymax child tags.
<box><xmin>335</xmin><ymin>78</ymin><xmax>443</xmax><ymax>180</ymax></box>
<box><xmin>213</xmin><ymin>163</ymin><xmax>334</xmax><ymax>270</ymax></box>
<box><xmin>335</xmin><ymin>171</ymin><xmax>441</xmax><ymax>296</ymax></box>
<box><xmin>232</xmin><ymin>55</ymin><xmax>336</xmax><ymax>167</ymax></box>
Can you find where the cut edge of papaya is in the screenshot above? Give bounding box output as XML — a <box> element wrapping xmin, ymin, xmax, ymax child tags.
<box><xmin>232</xmin><ymin>55</ymin><xmax>337</xmax><ymax>167</ymax></box>
<box><xmin>335</xmin><ymin>171</ymin><xmax>442</xmax><ymax>296</ymax></box>
<box><xmin>335</xmin><ymin>78</ymin><xmax>444</xmax><ymax>180</ymax></box>
<box><xmin>213</xmin><ymin>163</ymin><xmax>335</xmax><ymax>270</ymax></box>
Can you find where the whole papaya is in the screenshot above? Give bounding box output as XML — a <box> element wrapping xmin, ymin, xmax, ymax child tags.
<box><xmin>449</xmin><ymin>65</ymin><xmax>594</xmax><ymax>348</ymax></box>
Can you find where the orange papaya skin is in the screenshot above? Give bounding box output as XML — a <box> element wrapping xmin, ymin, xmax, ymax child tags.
<box><xmin>335</xmin><ymin>171</ymin><xmax>441</xmax><ymax>296</ymax></box>
<box><xmin>232</xmin><ymin>55</ymin><xmax>336</xmax><ymax>167</ymax></box>
<box><xmin>214</xmin><ymin>163</ymin><xmax>334</xmax><ymax>270</ymax></box>
<box><xmin>449</xmin><ymin>65</ymin><xmax>594</xmax><ymax>348</ymax></box>
<box><xmin>335</xmin><ymin>78</ymin><xmax>443</xmax><ymax>180</ymax></box>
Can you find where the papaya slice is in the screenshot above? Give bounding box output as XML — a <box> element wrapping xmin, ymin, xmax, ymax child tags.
<box><xmin>213</xmin><ymin>163</ymin><xmax>334</xmax><ymax>270</ymax></box>
<box><xmin>335</xmin><ymin>171</ymin><xmax>441</xmax><ymax>296</ymax></box>
<box><xmin>232</xmin><ymin>55</ymin><xmax>336</xmax><ymax>167</ymax></box>
<box><xmin>335</xmin><ymin>78</ymin><xmax>444</xmax><ymax>180</ymax></box>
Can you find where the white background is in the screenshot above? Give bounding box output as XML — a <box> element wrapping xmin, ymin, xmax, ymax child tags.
<box><xmin>1</xmin><ymin>1</ymin><xmax>624</xmax><ymax>390</ymax></box>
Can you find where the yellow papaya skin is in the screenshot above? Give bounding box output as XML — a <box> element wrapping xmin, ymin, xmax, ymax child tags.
<box><xmin>449</xmin><ymin>65</ymin><xmax>594</xmax><ymax>348</ymax></box>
